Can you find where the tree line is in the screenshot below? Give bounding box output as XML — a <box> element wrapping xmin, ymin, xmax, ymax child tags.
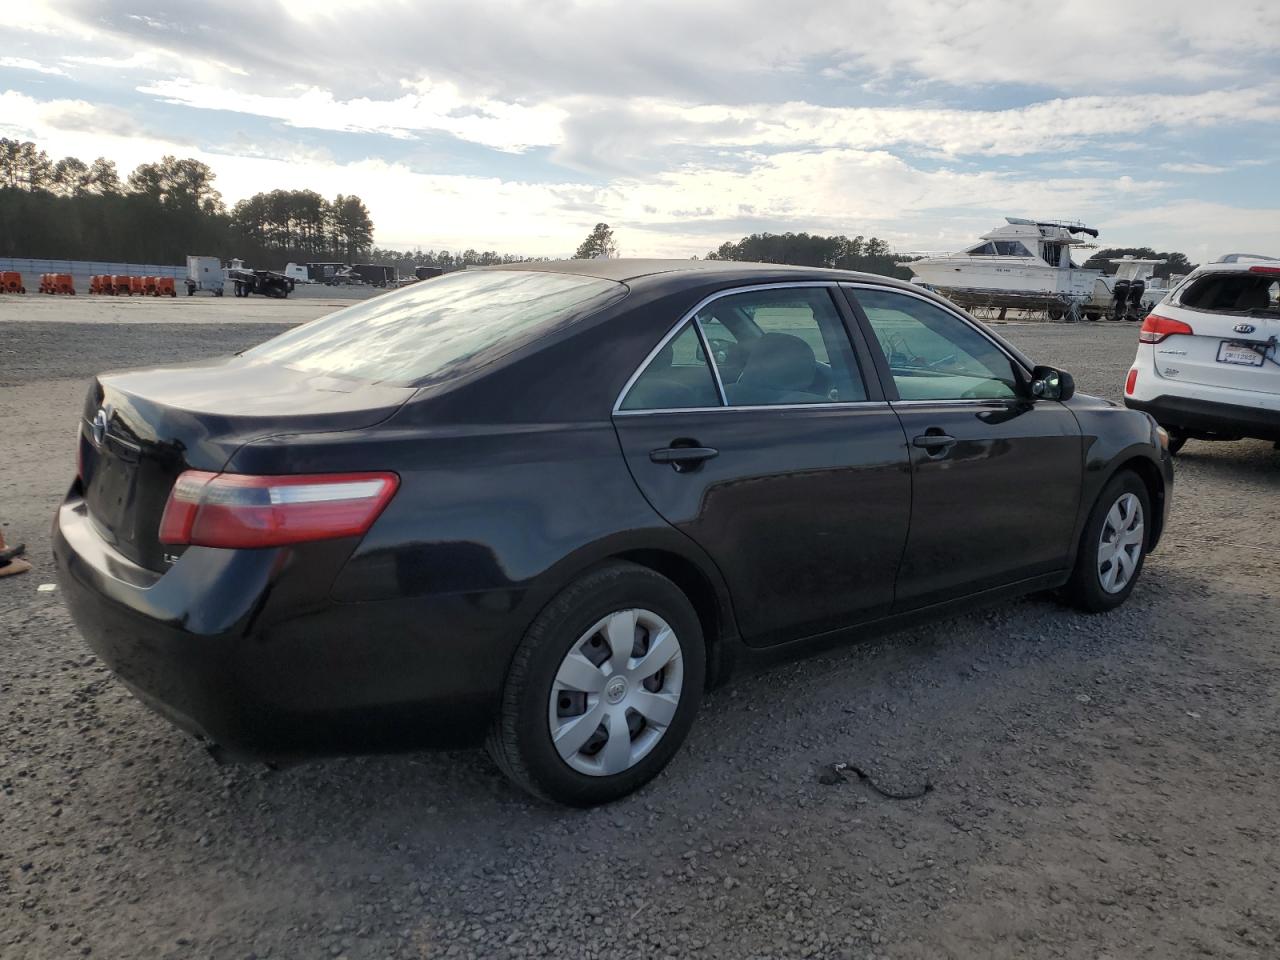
<box><xmin>705</xmin><ymin>232</ymin><xmax>916</xmax><ymax>279</ymax></box>
<box><xmin>0</xmin><ymin>138</ymin><xmax>374</xmax><ymax>265</ymax></box>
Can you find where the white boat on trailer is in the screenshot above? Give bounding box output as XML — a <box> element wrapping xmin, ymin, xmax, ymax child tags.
<box><xmin>903</xmin><ymin>218</ymin><xmax>1173</xmax><ymax>321</ymax></box>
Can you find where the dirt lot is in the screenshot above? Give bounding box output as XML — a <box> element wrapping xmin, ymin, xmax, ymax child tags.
<box><xmin>2</xmin><ymin>301</ymin><xmax>1278</xmax><ymax>960</ymax></box>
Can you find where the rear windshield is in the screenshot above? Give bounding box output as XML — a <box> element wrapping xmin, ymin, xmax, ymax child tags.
<box><xmin>1179</xmin><ymin>272</ymin><xmax>1280</xmax><ymax>315</ymax></box>
<box><xmin>247</xmin><ymin>270</ymin><xmax>623</xmax><ymax>384</ymax></box>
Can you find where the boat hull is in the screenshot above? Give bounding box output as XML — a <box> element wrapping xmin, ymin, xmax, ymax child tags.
<box><xmin>908</xmin><ymin>257</ymin><xmax>1101</xmax><ymax>296</ymax></box>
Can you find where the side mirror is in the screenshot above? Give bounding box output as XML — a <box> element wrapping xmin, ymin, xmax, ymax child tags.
<box><xmin>1030</xmin><ymin>365</ymin><xmax>1075</xmax><ymax>402</ymax></box>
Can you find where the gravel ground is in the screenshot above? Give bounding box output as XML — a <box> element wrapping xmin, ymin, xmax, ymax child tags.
<box><xmin>2</xmin><ymin>312</ymin><xmax>1278</xmax><ymax>960</ymax></box>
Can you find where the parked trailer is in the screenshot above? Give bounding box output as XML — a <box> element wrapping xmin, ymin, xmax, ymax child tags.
<box><xmin>185</xmin><ymin>255</ymin><xmax>225</xmax><ymax>297</ymax></box>
<box><xmin>227</xmin><ymin>267</ymin><xmax>295</xmax><ymax>299</ymax></box>
<box><xmin>351</xmin><ymin>263</ymin><xmax>397</xmax><ymax>287</ymax></box>
<box><xmin>305</xmin><ymin>262</ymin><xmax>350</xmax><ymax>284</ymax></box>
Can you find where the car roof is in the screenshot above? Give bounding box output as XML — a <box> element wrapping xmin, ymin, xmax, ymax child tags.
<box><xmin>1192</xmin><ymin>254</ymin><xmax>1280</xmax><ymax>275</ymax></box>
<box><xmin>483</xmin><ymin>257</ymin><xmax>922</xmax><ymax>290</ymax></box>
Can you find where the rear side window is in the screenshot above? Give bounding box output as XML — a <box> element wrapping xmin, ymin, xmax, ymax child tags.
<box><xmin>1179</xmin><ymin>273</ymin><xmax>1279</xmax><ymax>314</ymax></box>
<box><xmin>619</xmin><ymin>323</ymin><xmax>721</xmax><ymax>411</ymax></box>
<box><xmin>695</xmin><ymin>288</ymin><xmax>867</xmax><ymax>406</ymax></box>
<box><xmin>247</xmin><ymin>270</ymin><xmax>623</xmax><ymax>384</ymax></box>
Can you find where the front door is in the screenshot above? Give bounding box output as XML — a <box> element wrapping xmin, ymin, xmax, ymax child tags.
<box><xmin>613</xmin><ymin>284</ymin><xmax>911</xmax><ymax>646</ymax></box>
<box><xmin>844</xmin><ymin>285</ymin><xmax>1083</xmax><ymax>609</ymax></box>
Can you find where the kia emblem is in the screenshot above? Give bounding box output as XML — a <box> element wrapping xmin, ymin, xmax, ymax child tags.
<box><xmin>1234</xmin><ymin>322</ymin><xmax>1256</xmax><ymax>334</ymax></box>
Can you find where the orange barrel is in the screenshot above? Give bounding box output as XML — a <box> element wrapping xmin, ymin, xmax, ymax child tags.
<box><xmin>56</xmin><ymin>273</ymin><xmax>75</xmax><ymax>294</ymax></box>
<box><xmin>129</xmin><ymin>276</ymin><xmax>145</xmax><ymax>296</ymax></box>
<box><xmin>111</xmin><ymin>275</ymin><xmax>131</xmax><ymax>295</ymax></box>
<box><xmin>155</xmin><ymin>277</ymin><xmax>177</xmax><ymax>297</ymax></box>
<box><xmin>1</xmin><ymin>272</ymin><xmax>25</xmax><ymax>293</ymax></box>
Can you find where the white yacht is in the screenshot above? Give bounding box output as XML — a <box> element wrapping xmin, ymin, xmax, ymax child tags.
<box><xmin>906</xmin><ymin>218</ymin><xmax>1103</xmax><ymax>302</ymax></box>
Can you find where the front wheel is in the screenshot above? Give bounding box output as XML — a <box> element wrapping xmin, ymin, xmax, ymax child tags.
<box><xmin>1063</xmin><ymin>471</ymin><xmax>1151</xmax><ymax>612</ymax></box>
<box><xmin>487</xmin><ymin>562</ymin><xmax>705</xmax><ymax>805</ymax></box>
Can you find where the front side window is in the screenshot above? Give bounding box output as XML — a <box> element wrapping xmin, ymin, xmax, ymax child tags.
<box><xmin>693</xmin><ymin>288</ymin><xmax>867</xmax><ymax>406</ymax></box>
<box><xmin>619</xmin><ymin>322</ymin><xmax>721</xmax><ymax>411</ymax></box>
<box><xmin>248</xmin><ymin>269</ymin><xmax>623</xmax><ymax>385</ymax></box>
<box><xmin>993</xmin><ymin>240</ymin><xmax>1033</xmax><ymax>257</ymax></box>
<box><xmin>967</xmin><ymin>242</ymin><xmax>997</xmax><ymax>256</ymax></box>
<box><xmin>854</xmin><ymin>289</ymin><xmax>1021</xmax><ymax>401</ymax></box>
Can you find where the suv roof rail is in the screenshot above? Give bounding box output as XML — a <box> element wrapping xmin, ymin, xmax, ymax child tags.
<box><xmin>1212</xmin><ymin>253</ymin><xmax>1279</xmax><ymax>264</ymax></box>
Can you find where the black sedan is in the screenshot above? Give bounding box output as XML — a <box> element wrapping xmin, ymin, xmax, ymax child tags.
<box><xmin>54</xmin><ymin>260</ymin><xmax>1173</xmax><ymax>805</ymax></box>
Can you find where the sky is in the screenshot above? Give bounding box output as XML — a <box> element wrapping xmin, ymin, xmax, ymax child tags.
<box><xmin>1</xmin><ymin>1</ymin><xmax>1278</xmax><ymax>263</ymax></box>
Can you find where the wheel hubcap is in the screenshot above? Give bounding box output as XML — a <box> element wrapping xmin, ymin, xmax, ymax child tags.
<box><xmin>1097</xmin><ymin>492</ymin><xmax>1144</xmax><ymax>594</ymax></box>
<box><xmin>548</xmin><ymin>608</ymin><xmax>684</xmax><ymax>777</ymax></box>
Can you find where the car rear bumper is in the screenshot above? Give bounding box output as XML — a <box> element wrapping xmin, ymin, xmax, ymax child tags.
<box><xmin>53</xmin><ymin>496</ymin><xmax>512</xmax><ymax>762</ymax></box>
<box><xmin>1124</xmin><ymin>394</ymin><xmax>1280</xmax><ymax>442</ymax></box>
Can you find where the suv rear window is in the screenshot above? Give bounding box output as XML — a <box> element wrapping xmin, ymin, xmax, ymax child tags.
<box><xmin>1179</xmin><ymin>272</ymin><xmax>1280</xmax><ymax>315</ymax></box>
<box><xmin>247</xmin><ymin>270</ymin><xmax>623</xmax><ymax>384</ymax></box>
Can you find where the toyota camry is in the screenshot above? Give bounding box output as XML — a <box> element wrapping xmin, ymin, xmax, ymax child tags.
<box><xmin>54</xmin><ymin>260</ymin><xmax>1174</xmax><ymax>805</ymax></box>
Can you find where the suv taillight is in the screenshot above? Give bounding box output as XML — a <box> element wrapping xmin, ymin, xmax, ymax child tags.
<box><xmin>1138</xmin><ymin>314</ymin><xmax>1194</xmax><ymax>344</ymax></box>
<box><xmin>158</xmin><ymin>470</ymin><xmax>399</xmax><ymax>548</ymax></box>
<box><xmin>1248</xmin><ymin>265</ymin><xmax>1280</xmax><ymax>276</ymax></box>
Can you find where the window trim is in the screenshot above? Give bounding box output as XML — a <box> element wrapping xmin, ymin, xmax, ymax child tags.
<box><xmin>839</xmin><ymin>282</ymin><xmax>1033</xmax><ymax>405</ymax></box>
<box><xmin>613</xmin><ymin>281</ymin><xmax>879</xmax><ymax>416</ymax></box>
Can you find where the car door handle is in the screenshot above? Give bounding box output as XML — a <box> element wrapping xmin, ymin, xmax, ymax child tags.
<box><xmin>912</xmin><ymin>433</ymin><xmax>957</xmax><ymax>451</ymax></box>
<box><xmin>650</xmin><ymin>445</ymin><xmax>719</xmax><ymax>471</ymax></box>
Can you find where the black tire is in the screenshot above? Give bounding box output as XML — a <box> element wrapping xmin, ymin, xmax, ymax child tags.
<box><xmin>1062</xmin><ymin>471</ymin><xmax>1151</xmax><ymax>613</ymax></box>
<box><xmin>1047</xmin><ymin>307</ymin><xmax>1065</xmax><ymax>321</ymax></box>
<box><xmin>486</xmin><ymin>562</ymin><xmax>705</xmax><ymax>806</ymax></box>
<box><xmin>1085</xmin><ymin>311</ymin><xmax>1101</xmax><ymax>321</ymax></box>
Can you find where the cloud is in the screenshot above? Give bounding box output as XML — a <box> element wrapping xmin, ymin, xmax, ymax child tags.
<box><xmin>0</xmin><ymin>56</ymin><xmax>67</xmax><ymax>77</ymax></box>
<box><xmin>33</xmin><ymin>0</ymin><xmax>1280</xmax><ymax>103</ymax></box>
<box><xmin>0</xmin><ymin>91</ymin><xmax>160</xmax><ymax>142</ymax></box>
<box><xmin>137</xmin><ymin>77</ymin><xmax>566</xmax><ymax>152</ymax></box>
<box><xmin>1158</xmin><ymin>162</ymin><xmax>1229</xmax><ymax>174</ymax></box>
<box><xmin>129</xmin><ymin>76</ymin><xmax>1280</xmax><ymax>173</ymax></box>
<box><xmin>1106</xmin><ymin>201</ymin><xmax>1280</xmax><ymax>263</ymax></box>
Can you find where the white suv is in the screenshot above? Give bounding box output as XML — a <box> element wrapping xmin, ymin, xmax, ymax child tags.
<box><xmin>1124</xmin><ymin>253</ymin><xmax>1280</xmax><ymax>453</ymax></box>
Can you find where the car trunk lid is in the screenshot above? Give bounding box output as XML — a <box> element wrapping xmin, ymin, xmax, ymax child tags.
<box><xmin>1156</xmin><ymin>269</ymin><xmax>1280</xmax><ymax>393</ymax></box>
<box><xmin>78</xmin><ymin>356</ymin><xmax>415</xmax><ymax>572</ymax></box>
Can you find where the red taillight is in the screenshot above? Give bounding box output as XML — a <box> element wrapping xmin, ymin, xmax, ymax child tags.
<box><xmin>1138</xmin><ymin>313</ymin><xmax>1194</xmax><ymax>344</ymax></box>
<box><xmin>1248</xmin><ymin>265</ymin><xmax>1280</xmax><ymax>276</ymax></box>
<box><xmin>1125</xmin><ymin>368</ymin><xmax>1138</xmax><ymax>395</ymax></box>
<box><xmin>158</xmin><ymin>470</ymin><xmax>398</xmax><ymax>548</ymax></box>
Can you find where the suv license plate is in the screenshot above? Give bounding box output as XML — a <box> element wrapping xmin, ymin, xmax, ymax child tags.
<box><xmin>1217</xmin><ymin>341</ymin><xmax>1264</xmax><ymax>366</ymax></box>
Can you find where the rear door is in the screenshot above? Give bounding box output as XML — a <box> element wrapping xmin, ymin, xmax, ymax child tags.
<box><xmin>843</xmin><ymin>284</ymin><xmax>1083</xmax><ymax>610</ymax></box>
<box><xmin>1155</xmin><ymin>267</ymin><xmax>1280</xmax><ymax>394</ymax></box>
<box><xmin>612</xmin><ymin>283</ymin><xmax>911</xmax><ymax>646</ymax></box>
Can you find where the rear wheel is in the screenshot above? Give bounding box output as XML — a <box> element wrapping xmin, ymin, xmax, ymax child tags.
<box><xmin>1063</xmin><ymin>471</ymin><xmax>1151</xmax><ymax>612</ymax></box>
<box><xmin>487</xmin><ymin>562</ymin><xmax>705</xmax><ymax>805</ymax></box>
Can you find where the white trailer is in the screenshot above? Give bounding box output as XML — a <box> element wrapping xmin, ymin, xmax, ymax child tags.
<box><xmin>185</xmin><ymin>255</ymin><xmax>225</xmax><ymax>296</ymax></box>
